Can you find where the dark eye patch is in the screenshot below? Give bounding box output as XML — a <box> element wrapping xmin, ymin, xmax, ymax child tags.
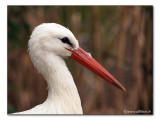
<box><xmin>60</xmin><ymin>37</ymin><xmax>73</xmax><ymax>47</ymax></box>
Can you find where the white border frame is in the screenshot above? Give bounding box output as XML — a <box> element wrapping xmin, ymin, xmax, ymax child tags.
<box><xmin>1</xmin><ymin>0</ymin><xmax>159</xmax><ymax>120</ymax></box>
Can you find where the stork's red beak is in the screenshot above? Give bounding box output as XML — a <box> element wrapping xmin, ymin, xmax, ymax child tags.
<box><xmin>68</xmin><ymin>47</ymin><xmax>126</xmax><ymax>92</ymax></box>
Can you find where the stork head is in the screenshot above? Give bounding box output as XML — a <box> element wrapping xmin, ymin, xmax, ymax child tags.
<box><xmin>28</xmin><ymin>23</ymin><xmax>126</xmax><ymax>92</ymax></box>
<box><xmin>29</xmin><ymin>23</ymin><xmax>79</xmax><ymax>58</ymax></box>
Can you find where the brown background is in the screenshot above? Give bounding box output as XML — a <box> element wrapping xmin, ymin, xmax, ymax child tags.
<box><xmin>8</xmin><ymin>6</ymin><xmax>153</xmax><ymax>114</ymax></box>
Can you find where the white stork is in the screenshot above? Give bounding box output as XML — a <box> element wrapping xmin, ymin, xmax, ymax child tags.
<box><xmin>15</xmin><ymin>23</ymin><xmax>126</xmax><ymax>114</ymax></box>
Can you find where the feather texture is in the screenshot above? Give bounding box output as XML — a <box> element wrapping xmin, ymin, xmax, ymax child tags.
<box><xmin>15</xmin><ymin>23</ymin><xmax>83</xmax><ymax>114</ymax></box>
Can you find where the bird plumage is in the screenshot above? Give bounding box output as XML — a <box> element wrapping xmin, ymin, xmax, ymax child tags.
<box><xmin>16</xmin><ymin>23</ymin><xmax>83</xmax><ymax>114</ymax></box>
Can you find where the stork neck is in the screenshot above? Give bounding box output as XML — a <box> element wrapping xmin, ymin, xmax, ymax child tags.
<box><xmin>40</xmin><ymin>55</ymin><xmax>80</xmax><ymax>102</ymax></box>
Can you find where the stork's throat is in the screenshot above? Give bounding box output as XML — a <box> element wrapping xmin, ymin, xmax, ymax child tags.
<box><xmin>42</xmin><ymin>56</ymin><xmax>79</xmax><ymax>99</ymax></box>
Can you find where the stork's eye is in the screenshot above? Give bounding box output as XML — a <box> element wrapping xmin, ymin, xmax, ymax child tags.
<box><xmin>60</xmin><ymin>37</ymin><xmax>73</xmax><ymax>47</ymax></box>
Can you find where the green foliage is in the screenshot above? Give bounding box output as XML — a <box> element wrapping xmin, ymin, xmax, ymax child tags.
<box><xmin>8</xmin><ymin>103</ymin><xmax>16</xmax><ymax>113</ymax></box>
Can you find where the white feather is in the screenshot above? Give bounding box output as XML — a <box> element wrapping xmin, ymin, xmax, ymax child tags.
<box><xmin>15</xmin><ymin>23</ymin><xmax>83</xmax><ymax>114</ymax></box>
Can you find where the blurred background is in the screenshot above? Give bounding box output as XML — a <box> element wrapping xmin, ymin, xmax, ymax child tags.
<box><xmin>7</xmin><ymin>6</ymin><xmax>153</xmax><ymax>114</ymax></box>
